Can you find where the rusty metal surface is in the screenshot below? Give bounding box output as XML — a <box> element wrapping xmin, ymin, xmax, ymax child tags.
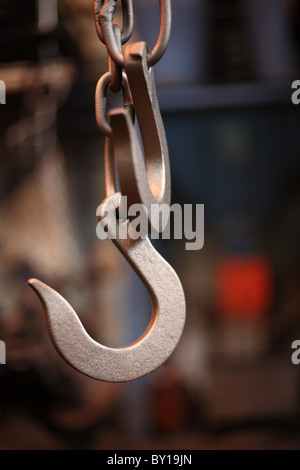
<box><xmin>146</xmin><ymin>0</ymin><xmax>172</xmax><ymax>68</ymax></box>
<box><xmin>108</xmin><ymin>24</ymin><xmax>123</xmax><ymax>93</ymax></box>
<box><xmin>28</xmin><ymin>195</ymin><xmax>185</xmax><ymax>383</ymax></box>
<box><xmin>95</xmin><ymin>0</ymin><xmax>171</xmax><ymax>68</ymax></box>
<box><xmin>95</xmin><ymin>70</ymin><xmax>133</xmax><ymax>138</ymax></box>
<box><xmin>29</xmin><ymin>0</ymin><xmax>185</xmax><ymax>383</ymax></box>
<box><xmin>110</xmin><ymin>42</ymin><xmax>171</xmax><ymax>233</ymax></box>
<box><xmin>94</xmin><ymin>0</ymin><xmax>134</xmax><ymax>46</ymax></box>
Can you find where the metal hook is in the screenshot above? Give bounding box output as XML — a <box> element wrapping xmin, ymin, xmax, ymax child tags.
<box><xmin>28</xmin><ymin>193</ymin><xmax>185</xmax><ymax>382</ymax></box>
<box><xmin>109</xmin><ymin>41</ymin><xmax>171</xmax><ymax>234</ymax></box>
<box><xmin>28</xmin><ymin>21</ymin><xmax>185</xmax><ymax>383</ymax></box>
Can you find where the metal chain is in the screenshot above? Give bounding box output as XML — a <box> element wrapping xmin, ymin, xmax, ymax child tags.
<box><xmin>108</xmin><ymin>24</ymin><xmax>122</xmax><ymax>93</ymax></box>
<box><xmin>94</xmin><ymin>0</ymin><xmax>172</xmax><ymax>215</ymax></box>
<box><xmin>95</xmin><ymin>0</ymin><xmax>171</xmax><ymax>68</ymax></box>
<box><xmin>94</xmin><ymin>0</ymin><xmax>134</xmax><ymax>46</ymax></box>
<box><xmin>95</xmin><ymin>71</ymin><xmax>133</xmax><ymax>137</ymax></box>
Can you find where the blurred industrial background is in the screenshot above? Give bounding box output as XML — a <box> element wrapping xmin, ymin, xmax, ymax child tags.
<box><xmin>0</xmin><ymin>0</ymin><xmax>300</xmax><ymax>449</ymax></box>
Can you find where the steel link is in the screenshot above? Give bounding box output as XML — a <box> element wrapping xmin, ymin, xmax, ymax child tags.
<box><xmin>94</xmin><ymin>0</ymin><xmax>134</xmax><ymax>45</ymax></box>
<box><xmin>96</xmin><ymin>0</ymin><xmax>171</xmax><ymax>68</ymax></box>
<box><xmin>95</xmin><ymin>71</ymin><xmax>133</xmax><ymax>138</ymax></box>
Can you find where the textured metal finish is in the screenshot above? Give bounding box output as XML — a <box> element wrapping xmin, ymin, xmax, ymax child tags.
<box><xmin>95</xmin><ymin>71</ymin><xmax>133</xmax><ymax>138</ymax></box>
<box><xmin>95</xmin><ymin>0</ymin><xmax>171</xmax><ymax>68</ymax></box>
<box><xmin>28</xmin><ymin>194</ymin><xmax>185</xmax><ymax>383</ymax></box>
<box><xmin>108</xmin><ymin>24</ymin><xmax>122</xmax><ymax>93</ymax></box>
<box><xmin>146</xmin><ymin>0</ymin><xmax>172</xmax><ymax>68</ymax></box>
<box><xmin>28</xmin><ymin>0</ymin><xmax>186</xmax><ymax>383</ymax></box>
<box><xmin>104</xmin><ymin>136</ymin><xmax>119</xmax><ymax>196</ymax></box>
<box><xmin>110</xmin><ymin>42</ymin><xmax>171</xmax><ymax>232</ymax></box>
<box><xmin>94</xmin><ymin>0</ymin><xmax>134</xmax><ymax>46</ymax></box>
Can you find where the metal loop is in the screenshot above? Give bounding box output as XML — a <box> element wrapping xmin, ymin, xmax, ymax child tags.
<box><xmin>108</xmin><ymin>25</ymin><xmax>122</xmax><ymax>93</ymax></box>
<box><xmin>94</xmin><ymin>0</ymin><xmax>134</xmax><ymax>46</ymax></box>
<box><xmin>147</xmin><ymin>0</ymin><xmax>172</xmax><ymax>68</ymax></box>
<box><xmin>95</xmin><ymin>71</ymin><xmax>133</xmax><ymax>137</ymax></box>
<box><xmin>98</xmin><ymin>0</ymin><xmax>171</xmax><ymax>69</ymax></box>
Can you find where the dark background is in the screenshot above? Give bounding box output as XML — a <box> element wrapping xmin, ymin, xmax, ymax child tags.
<box><xmin>0</xmin><ymin>0</ymin><xmax>300</xmax><ymax>449</ymax></box>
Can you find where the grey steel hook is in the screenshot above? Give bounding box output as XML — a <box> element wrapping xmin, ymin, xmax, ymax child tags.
<box><xmin>28</xmin><ymin>193</ymin><xmax>185</xmax><ymax>382</ymax></box>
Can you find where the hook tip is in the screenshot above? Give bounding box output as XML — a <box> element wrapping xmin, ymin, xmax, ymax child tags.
<box><xmin>27</xmin><ymin>278</ymin><xmax>50</xmax><ymax>305</ymax></box>
<box><xmin>28</xmin><ymin>278</ymin><xmax>42</xmax><ymax>290</ymax></box>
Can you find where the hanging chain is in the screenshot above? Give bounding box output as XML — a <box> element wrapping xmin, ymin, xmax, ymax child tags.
<box><xmin>94</xmin><ymin>0</ymin><xmax>172</xmax><ymax>230</ymax></box>
<box><xmin>94</xmin><ymin>0</ymin><xmax>171</xmax><ymax>67</ymax></box>
<box><xmin>94</xmin><ymin>0</ymin><xmax>134</xmax><ymax>46</ymax></box>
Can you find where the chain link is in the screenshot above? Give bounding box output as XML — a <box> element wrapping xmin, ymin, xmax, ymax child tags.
<box><xmin>95</xmin><ymin>71</ymin><xmax>133</xmax><ymax>137</ymax></box>
<box><xmin>94</xmin><ymin>0</ymin><xmax>134</xmax><ymax>46</ymax></box>
<box><xmin>95</xmin><ymin>0</ymin><xmax>172</xmax><ymax>217</ymax></box>
<box><xmin>147</xmin><ymin>0</ymin><xmax>172</xmax><ymax>67</ymax></box>
<box><xmin>108</xmin><ymin>24</ymin><xmax>122</xmax><ymax>93</ymax></box>
<box><xmin>94</xmin><ymin>0</ymin><xmax>171</xmax><ymax>68</ymax></box>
